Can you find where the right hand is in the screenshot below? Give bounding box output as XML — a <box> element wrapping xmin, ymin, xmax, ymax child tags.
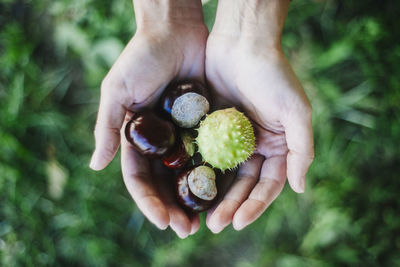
<box><xmin>204</xmin><ymin>0</ymin><xmax>314</xmax><ymax>233</ymax></box>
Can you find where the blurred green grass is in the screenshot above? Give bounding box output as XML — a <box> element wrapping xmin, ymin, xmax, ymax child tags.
<box><xmin>1</xmin><ymin>0</ymin><xmax>400</xmax><ymax>266</ymax></box>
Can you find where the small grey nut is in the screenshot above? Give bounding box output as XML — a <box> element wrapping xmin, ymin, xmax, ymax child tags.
<box><xmin>171</xmin><ymin>92</ymin><xmax>210</xmax><ymax>128</ymax></box>
<box><xmin>187</xmin><ymin>166</ymin><xmax>217</xmax><ymax>200</ymax></box>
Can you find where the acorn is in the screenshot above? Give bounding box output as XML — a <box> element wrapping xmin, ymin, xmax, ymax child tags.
<box><xmin>125</xmin><ymin>111</ymin><xmax>176</xmax><ymax>158</ymax></box>
<box><xmin>175</xmin><ymin>165</ymin><xmax>217</xmax><ymax>212</ymax></box>
<box><xmin>159</xmin><ymin>80</ymin><xmax>210</xmax><ymax>128</ymax></box>
<box><xmin>162</xmin><ymin>131</ymin><xmax>196</xmax><ymax>169</ymax></box>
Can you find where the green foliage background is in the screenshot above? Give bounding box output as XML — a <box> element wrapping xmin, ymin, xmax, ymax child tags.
<box><xmin>1</xmin><ymin>0</ymin><xmax>399</xmax><ymax>266</ymax></box>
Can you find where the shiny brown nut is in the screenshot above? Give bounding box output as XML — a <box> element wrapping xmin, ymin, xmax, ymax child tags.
<box><xmin>125</xmin><ymin>111</ymin><xmax>176</xmax><ymax>158</ymax></box>
<box><xmin>162</xmin><ymin>131</ymin><xmax>195</xmax><ymax>169</ymax></box>
<box><xmin>159</xmin><ymin>80</ymin><xmax>210</xmax><ymax>128</ymax></box>
<box><xmin>175</xmin><ymin>165</ymin><xmax>217</xmax><ymax>212</ymax></box>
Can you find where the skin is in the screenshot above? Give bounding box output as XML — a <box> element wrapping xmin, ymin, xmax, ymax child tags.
<box><xmin>90</xmin><ymin>0</ymin><xmax>208</xmax><ymax>238</ymax></box>
<box><xmin>205</xmin><ymin>0</ymin><xmax>314</xmax><ymax>233</ymax></box>
<box><xmin>90</xmin><ymin>0</ymin><xmax>314</xmax><ymax>237</ymax></box>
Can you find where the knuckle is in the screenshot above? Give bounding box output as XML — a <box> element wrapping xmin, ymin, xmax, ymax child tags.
<box><xmin>102</xmin><ymin>141</ymin><xmax>119</xmax><ymax>160</ymax></box>
<box><xmin>94</xmin><ymin>124</ymin><xmax>121</xmax><ymax>141</ymax></box>
<box><xmin>100</xmin><ymin>76</ymin><xmax>112</xmax><ymax>94</ymax></box>
<box><xmin>101</xmin><ymin>74</ymin><xmax>124</xmax><ymax>95</ymax></box>
<box><xmin>303</xmin><ymin>102</ymin><xmax>313</xmax><ymax>119</ymax></box>
<box><xmin>309</xmin><ymin>148</ymin><xmax>315</xmax><ymax>159</ymax></box>
<box><xmin>93</xmin><ymin>124</ymin><xmax>101</xmax><ymax>138</ymax></box>
<box><xmin>100</xmin><ymin>74</ymin><xmax>130</xmax><ymax>106</ymax></box>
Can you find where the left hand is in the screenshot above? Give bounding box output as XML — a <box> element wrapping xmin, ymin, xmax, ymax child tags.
<box><xmin>204</xmin><ymin>0</ymin><xmax>314</xmax><ymax>233</ymax></box>
<box><xmin>90</xmin><ymin>0</ymin><xmax>208</xmax><ymax>238</ymax></box>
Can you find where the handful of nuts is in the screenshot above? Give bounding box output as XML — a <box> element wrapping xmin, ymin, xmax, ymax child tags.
<box><xmin>125</xmin><ymin>80</ymin><xmax>256</xmax><ymax>212</ymax></box>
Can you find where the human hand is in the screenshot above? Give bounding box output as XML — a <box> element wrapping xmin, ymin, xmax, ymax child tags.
<box><xmin>204</xmin><ymin>0</ymin><xmax>314</xmax><ymax>233</ymax></box>
<box><xmin>89</xmin><ymin>0</ymin><xmax>208</xmax><ymax>238</ymax></box>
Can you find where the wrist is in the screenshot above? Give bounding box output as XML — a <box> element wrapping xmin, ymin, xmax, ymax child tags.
<box><xmin>211</xmin><ymin>0</ymin><xmax>290</xmax><ymax>49</ymax></box>
<box><xmin>133</xmin><ymin>0</ymin><xmax>205</xmax><ymax>30</ymax></box>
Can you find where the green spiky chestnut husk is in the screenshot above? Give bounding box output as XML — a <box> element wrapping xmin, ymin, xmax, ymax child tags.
<box><xmin>196</xmin><ymin>108</ymin><xmax>255</xmax><ymax>171</ymax></box>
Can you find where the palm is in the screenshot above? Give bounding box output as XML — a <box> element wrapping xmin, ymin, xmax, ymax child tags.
<box><xmin>93</xmin><ymin>24</ymin><xmax>208</xmax><ymax>238</ymax></box>
<box><xmin>204</xmin><ymin>35</ymin><xmax>313</xmax><ymax>232</ymax></box>
<box><xmin>121</xmin><ymin>26</ymin><xmax>208</xmax><ymax>238</ymax></box>
<box><xmin>105</xmin><ymin>26</ymin><xmax>208</xmax><ymax>111</ymax></box>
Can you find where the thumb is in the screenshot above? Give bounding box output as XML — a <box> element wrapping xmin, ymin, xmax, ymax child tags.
<box><xmin>90</xmin><ymin>78</ymin><xmax>128</xmax><ymax>170</ymax></box>
<box><xmin>282</xmin><ymin>103</ymin><xmax>314</xmax><ymax>193</ymax></box>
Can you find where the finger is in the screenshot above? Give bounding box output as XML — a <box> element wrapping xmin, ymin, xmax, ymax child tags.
<box><xmin>121</xmin><ymin>129</ymin><xmax>170</xmax><ymax>230</ymax></box>
<box><xmin>282</xmin><ymin>104</ymin><xmax>314</xmax><ymax>193</ymax></box>
<box><xmin>206</xmin><ymin>155</ymin><xmax>264</xmax><ymax>233</ymax></box>
<box><xmin>189</xmin><ymin>214</ymin><xmax>201</xmax><ymax>235</ymax></box>
<box><xmin>151</xmin><ymin>162</ymin><xmax>193</xmax><ymax>239</ymax></box>
<box><xmin>167</xmin><ymin>206</ymin><xmax>192</xmax><ymax>239</ymax></box>
<box><xmin>90</xmin><ymin>77</ymin><xmax>128</xmax><ymax>171</ymax></box>
<box><xmin>205</xmin><ymin>169</ymin><xmax>237</xmax><ymax>224</ymax></box>
<box><xmin>232</xmin><ymin>155</ymin><xmax>286</xmax><ymax>231</ymax></box>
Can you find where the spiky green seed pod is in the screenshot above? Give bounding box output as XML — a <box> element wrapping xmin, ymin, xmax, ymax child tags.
<box><xmin>196</xmin><ymin>108</ymin><xmax>255</xmax><ymax>171</ymax></box>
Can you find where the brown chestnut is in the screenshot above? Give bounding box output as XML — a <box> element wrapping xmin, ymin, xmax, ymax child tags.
<box><xmin>162</xmin><ymin>131</ymin><xmax>195</xmax><ymax>169</ymax></box>
<box><xmin>159</xmin><ymin>80</ymin><xmax>210</xmax><ymax>128</ymax></box>
<box><xmin>175</xmin><ymin>165</ymin><xmax>217</xmax><ymax>212</ymax></box>
<box><xmin>125</xmin><ymin>111</ymin><xmax>176</xmax><ymax>158</ymax></box>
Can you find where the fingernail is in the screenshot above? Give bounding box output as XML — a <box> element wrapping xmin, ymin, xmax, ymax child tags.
<box><xmin>209</xmin><ymin>222</ymin><xmax>223</xmax><ymax>234</ymax></box>
<box><xmin>190</xmin><ymin>226</ymin><xmax>198</xmax><ymax>235</ymax></box>
<box><xmin>157</xmin><ymin>222</ymin><xmax>169</xmax><ymax>230</ymax></box>
<box><xmin>177</xmin><ymin>231</ymin><xmax>189</xmax><ymax>239</ymax></box>
<box><xmin>89</xmin><ymin>151</ymin><xmax>98</xmax><ymax>170</ymax></box>
<box><xmin>208</xmin><ymin>213</ymin><xmax>226</xmax><ymax>234</ymax></box>
<box><xmin>210</xmin><ymin>226</ymin><xmax>222</xmax><ymax>234</ymax></box>
<box><xmin>297</xmin><ymin>176</ymin><xmax>305</xmax><ymax>193</ymax></box>
<box><xmin>232</xmin><ymin>220</ymin><xmax>246</xmax><ymax>231</ymax></box>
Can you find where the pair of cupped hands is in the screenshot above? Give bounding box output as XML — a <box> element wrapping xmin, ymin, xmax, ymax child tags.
<box><xmin>89</xmin><ymin>2</ymin><xmax>314</xmax><ymax>238</ymax></box>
